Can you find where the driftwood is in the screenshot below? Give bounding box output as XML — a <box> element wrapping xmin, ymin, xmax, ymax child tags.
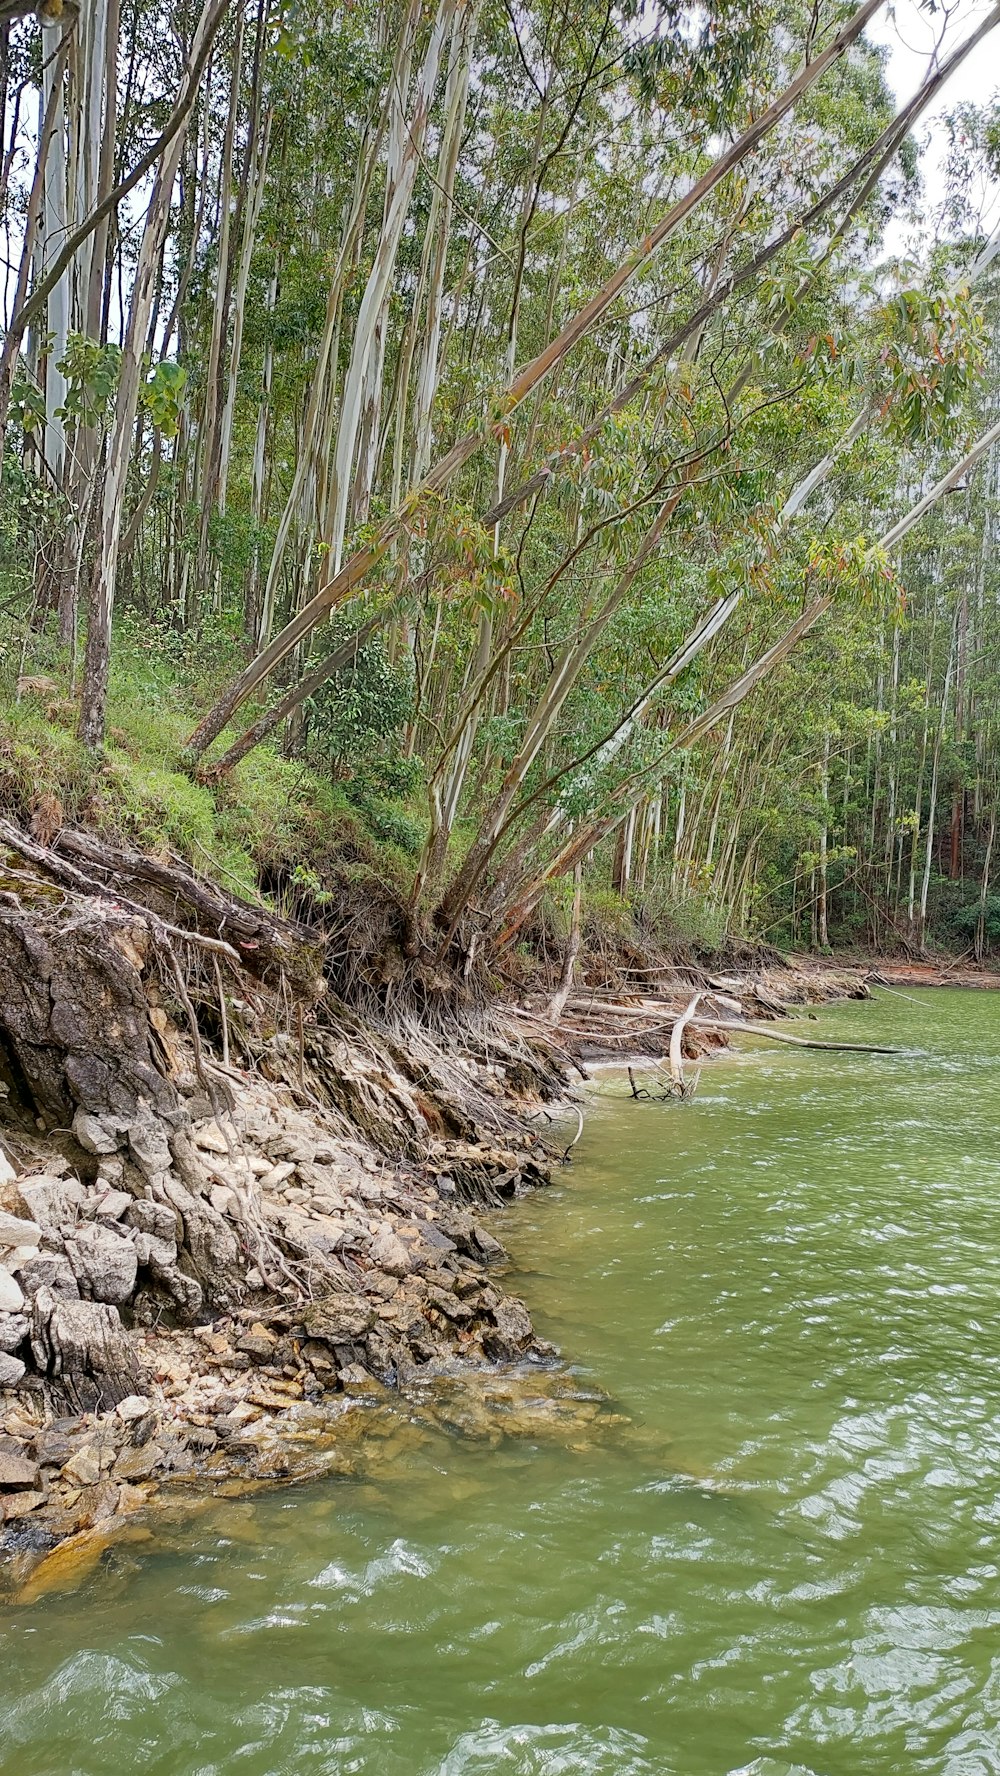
<box><xmin>545</xmin><ymin>996</ymin><xmax>898</xmax><ymax>1056</ymax></box>
<box><xmin>668</xmin><ymin>992</ymin><xmax>702</xmax><ymax>1096</ymax></box>
<box><xmin>689</xmin><ymin>1016</ymin><xmax>898</xmax><ymax>1055</ymax></box>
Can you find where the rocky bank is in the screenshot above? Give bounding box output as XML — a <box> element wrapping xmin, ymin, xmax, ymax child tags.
<box><xmin>0</xmin><ymin>1048</ymin><xmax>564</xmax><ymax>1599</ymax></box>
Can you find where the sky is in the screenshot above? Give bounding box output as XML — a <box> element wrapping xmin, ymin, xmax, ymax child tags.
<box><xmin>867</xmin><ymin>0</ymin><xmax>1000</xmax><ymax>241</ymax></box>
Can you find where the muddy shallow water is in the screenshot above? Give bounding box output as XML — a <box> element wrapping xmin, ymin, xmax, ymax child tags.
<box><xmin>3</xmin><ymin>987</ymin><xmax>1000</xmax><ymax>1775</ymax></box>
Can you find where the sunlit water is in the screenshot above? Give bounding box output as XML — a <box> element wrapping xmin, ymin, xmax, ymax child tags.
<box><xmin>4</xmin><ymin>988</ymin><xmax>1000</xmax><ymax>1775</ymax></box>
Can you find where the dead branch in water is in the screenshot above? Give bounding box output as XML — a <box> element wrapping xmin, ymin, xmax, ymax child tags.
<box><xmin>668</xmin><ymin>992</ymin><xmax>703</xmax><ymax>1095</ymax></box>
<box><xmin>523</xmin><ymin>994</ymin><xmax>899</xmax><ymax>1057</ymax></box>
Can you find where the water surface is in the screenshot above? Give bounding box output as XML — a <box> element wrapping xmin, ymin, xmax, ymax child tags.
<box><xmin>4</xmin><ymin>987</ymin><xmax>1000</xmax><ymax>1775</ymax></box>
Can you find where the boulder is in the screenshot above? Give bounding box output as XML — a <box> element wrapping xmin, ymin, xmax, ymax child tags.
<box><xmin>113</xmin><ymin>1442</ymin><xmax>162</xmax><ymax>1481</ymax></box>
<box><xmin>30</xmin><ymin>1287</ymin><xmax>139</xmax><ymax>1412</ymax></box>
<box><xmin>115</xmin><ymin>1393</ymin><xmax>152</xmax><ymax>1424</ymax></box>
<box><xmin>64</xmin><ymin>1224</ymin><xmax>138</xmax><ymax>1306</ymax></box>
<box><xmin>34</xmin><ymin>1429</ymin><xmax>77</xmax><ymax>1467</ymax></box>
<box><xmin>0</xmin><ymin>1264</ymin><xmax>24</xmax><ymax>1313</ymax></box>
<box><xmin>126</xmin><ymin>1112</ymin><xmax>173</xmax><ymax>1181</ymax></box>
<box><xmin>0</xmin><ymin>1210</ymin><xmax>42</xmax><ymax>1249</ymax></box>
<box><xmin>193</xmin><ymin>1121</ymin><xmax>229</xmax><ymax>1156</ymax></box>
<box><xmin>72</xmin><ymin>1109</ymin><xmax>130</xmax><ymax>1156</ymax></box>
<box><xmin>302</xmin><ymin>1293</ymin><xmax>376</xmax><ymax>1343</ymax></box>
<box><xmin>129</xmin><ymin>1230</ymin><xmax>177</xmax><ymax>1269</ymax></box>
<box><xmin>0</xmin><ymin>1353</ymin><xmax>25</xmax><ymax>1387</ymax></box>
<box><xmin>17</xmin><ymin>1174</ymin><xmax>85</xmax><ymax>1235</ymax></box>
<box><xmin>0</xmin><ymin>1445</ymin><xmax>40</xmax><ymax>1488</ymax></box>
<box><xmin>61</xmin><ymin>1443</ymin><xmax>101</xmax><ymax>1487</ymax></box>
<box><xmin>125</xmin><ymin>1198</ymin><xmax>178</xmax><ymax>1243</ymax></box>
<box><xmin>15</xmin><ymin>1253</ymin><xmax>80</xmax><ymax>1300</ymax></box>
<box><xmin>93</xmin><ymin>1189</ymin><xmax>133</xmax><ymax>1222</ymax></box>
<box><xmin>483</xmin><ymin>1295</ymin><xmax>533</xmax><ymax>1360</ymax></box>
<box><xmin>2</xmin><ymin>1489</ymin><xmax>46</xmax><ymax>1520</ymax></box>
<box><xmin>0</xmin><ymin>1313</ymin><xmax>27</xmax><ymax>1353</ymax></box>
<box><xmin>369</xmin><ymin>1224</ymin><xmax>414</xmax><ymax>1278</ymax></box>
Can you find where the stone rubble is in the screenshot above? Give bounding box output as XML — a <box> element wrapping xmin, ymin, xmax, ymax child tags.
<box><xmin>0</xmin><ymin>1061</ymin><xmax>558</xmax><ymax>1591</ymax></box>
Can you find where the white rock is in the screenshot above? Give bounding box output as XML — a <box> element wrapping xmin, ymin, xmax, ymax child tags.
<box><xmin>0</xmin><ymin>1149</ymin><xmax>16</xmax><ymax>1188</ymax></box>
<box><xmin>0</xmin><ymin>1352</ymin><xmax>25</xmax><ymax>1387</ymax></box>
<box><xmin>370</xmin><ymin>1223</ymin><xmax>414</xmax><ymax>1278</ymax></box>
<box><xmin>6</xmin><ymin>1245</ymin><xmax>40</xmax><ymax>1269</ymax></box>
<box><xmin>260</xmin><ymin>1162</ymin><xmax>296</xmax><ymax>1190</ymax></box>
<box><xmin>194</xmin><ymin>1121</ymin><xmax>230</xmax><ymax>1156</ymax></box>
<box><xmin>64</xmin><ymin>1224</ymin><xmax>138</xmax><ymax>1305</ymax></box>
<box><xmin>18</xmin><ymin>1175</ymin><xmax>85</xmax><ymax>1233</ymax></box>
<box><xmin>93</xmin><ymin>1189</ymin><xmax>133</xmax><ymax>1222</ymax></box>
<box><xmin>0</xmin><ymin>1211</ymin><xmax>42</xmax><ymax>1249</ymax></box>
<box><xmin>116</xmin><ymin>1394</ymin><xmax>152</xmax><ymax>1423</ymax></box>
<box><xmin>0</xmin><ymin>1265</ymin><xmax>24</xmax><ymax>1313</ymax></box>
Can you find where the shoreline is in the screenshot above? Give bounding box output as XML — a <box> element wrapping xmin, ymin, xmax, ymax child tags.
<box><xmin>0</xmin><ymin>949</ymin><xmax>989</xmax><ymax>1602</ymax></box>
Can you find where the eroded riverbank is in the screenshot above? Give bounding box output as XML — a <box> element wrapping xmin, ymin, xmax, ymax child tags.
<box><xmin>0</xmin><ymin>952</ymin><xmax>869</xmax><ymax>1595</ymax></box>
<box><xmin>3</xmin><ymin>986</ymin><xmax>1000</xmax><ymax>1774</ymax></box>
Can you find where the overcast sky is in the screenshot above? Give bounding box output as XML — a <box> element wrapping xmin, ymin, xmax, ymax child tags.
<box><xmin>867</xmin><ymin>0</ymin><xmax>1000</xmax><ymax>243</ymax></box>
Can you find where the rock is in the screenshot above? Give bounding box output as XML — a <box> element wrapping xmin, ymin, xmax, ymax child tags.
<box><xmin>369</xmin><ymin>1224</ymin><xmax>414</xmax><ymax>1277</ymax></box>
<box><xmin>5</xmin><ymin>1243</ymin><xmax>41</xmax><ymax>1269</ymax></box>
<box><xmin>0</xmin><ymin>1353</ymin><xmax>25</xmax><ymax>1386</ymax></box>
<box><xmin>112</xmin><ymin>1441</ymin><xmax>162</xmax><ymax>1481</ymax></box>
<box><xmin>125</xmin><ymin>1199</ymin><xmax>177</xmax><ymax>1242</ymax></box>
<box><xmin>18</xmin><ymin>1175</ymin><xmax>85</xmax><ymax>1234</ymax></box>
<box><xmin>31</xmin><ymin>1289</ymin><xmax>140</xmax><ymax>1412</ymax></box>
<box><xmin>0</xmin><ymin>1313</ymin><xmax>27</xmax><ymax>1353</ymax></box>
<box><xmin>425</xmin><ymin>1285</ymin><xmax>474</xmax><ymax>1322</ymax></box>
<box><xmin>483</xmin><ymin>1295</ymin><xmax>533</xmax><ymax>1359</ymax></box>
<box><xmin>0</xmin><ymin>1264</ymin><xmax>24</xmax><ymax>1313</ymax></box>
<box><xmin>72</xmin><ymin>1110</ymin><xmax>129</xmax><ymax>1156</ymax></box>
<box><xmin>302</xmin><ymin>1294</ymin><xmax>376</xmax><ymax>1343</ymax></box>
<box><xmin>93</xmin><ymin>1189</ymin><xmax>133</xmax><ymax>1222</ymax></box>
<box><xmin>193</xmin><ymin>1121</ymin><xmax>230</xmax><ymax>1156</ymax></box>
<box><xmin>126</xmin><ymin>1112</ymin><xmax>174</xmax><ymax>1180</ymax></box>
<box><xmin>0</xmin><ymin>1446</ymin><xmax>39</xmax><ymax>1487</ymax></box>
<box><xmin>472</xmin><ymin>1224</ymin><xmax>507</xmax><ymax>1263</ymax></box>
<box><xmin>183</xmin><ymin>1426</ymin><xmax>217</xmax><ymax>1452</ymax></box>
<box><xmin>2</xmin><ymin>1489</ymin><xmax>46</xmax><ymax>1520</ymax></box>
<box><xmin>0</xmin><ymin>1210</ymin><xmax>42</xmax><ymax>1249</ymax></box>
<box><xmin>34</xmin><ymin>1429</ymin><xmax>77</xmax><ymax>1467</ymax></box>
<box><xmin>115</xmin><ymin>1394</ymin><xmax>152</xmax><ymax>1424</ymax></box>
<box><xmin>15</xmin><ymin>1254</ymin><xmax>80</xmax><ymax>1300</ymax></box>
<box><xmin>61</xmin><ymin>1444</ymin><xmax>102</xmax><ymax>1487</ymax></box>
<box><xmin>260</xmin><ymin>1162</ymin><xmax>295</xmax><ymax>1191</ymax></box>
<box><xmin>64</xmin><ymin>1224</ymin><xmax>138</xmax><ymax>1306</ymax></box>
<box><xmin>210</xmin><ymin>1185</ymin><xmax>239</xmax><ymax>1218</ymax></box>
<box><xmin>128</xmin><ymin>1230</ymin><xmax>176</xmax><ymax>1268</ymax></box>
<box><xmin>0</xmin><ymin>1148</ymin><xmax>15</xmax><ymax>1187</ymax></box>
<box><xmin>420</xmin><ymin>1221</ymin><xmax>458</xmax><ymax>1254</ymax></box>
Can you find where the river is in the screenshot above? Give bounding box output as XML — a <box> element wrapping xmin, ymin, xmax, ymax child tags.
<box><xmin>3</xmin><ymin>987</ymin><xmax>1000</xmax><ymax>1775</ymax></box>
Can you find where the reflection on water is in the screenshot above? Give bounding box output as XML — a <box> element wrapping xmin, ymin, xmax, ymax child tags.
<box><xmin>4</xmin><ymin>989</ymin><xmax>1000</xmax><ymax>1775</ymax></box>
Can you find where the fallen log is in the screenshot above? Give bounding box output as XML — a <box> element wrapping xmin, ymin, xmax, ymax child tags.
<box><xmin>689</xmin><ymin>1016</ymin><xmax>899</xmax><ymax>1055</ymax></box>
<box><xmin>527</xmin><ymin>998</ymin><xmax>899</xmax><ymax>1055</ymax></box>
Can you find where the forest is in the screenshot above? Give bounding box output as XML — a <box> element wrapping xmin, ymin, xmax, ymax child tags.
<box><xmin>6</xmin><ymin>0</ymin><xmax>1000</xmax><ymax>1721</ymax></box>
<box><xmin>1</xmin><ymin>0</ymin><xmax>999</xmax><ymax>989</ymax></box>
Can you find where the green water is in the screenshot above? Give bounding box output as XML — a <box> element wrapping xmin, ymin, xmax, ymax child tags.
<box><xmin>4</xmin><ymin>987</ymin><xmax>1000</xmax><ymax>1776</ymax></box>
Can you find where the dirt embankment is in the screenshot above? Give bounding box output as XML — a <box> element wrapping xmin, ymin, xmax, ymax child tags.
<box><xmin>0</xmin><ymin>821</ymin><xmax>582</xmax><ymax>1599</ymax></box>
<box><xmin>0</xmin><ymin>813</ymin><xmax>980</xmax><ymax>1601</ymax></box>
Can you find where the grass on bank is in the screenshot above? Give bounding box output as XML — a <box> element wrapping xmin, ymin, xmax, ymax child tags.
<box><xmin>0</xmin><ymin>619</ymin><xmax>743</xmax><ymax>973</ymax></box>
<box><xmin>0</xmin><ymin>621</ymin><xmax>421</xmax><ymax>908</ymax></box>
